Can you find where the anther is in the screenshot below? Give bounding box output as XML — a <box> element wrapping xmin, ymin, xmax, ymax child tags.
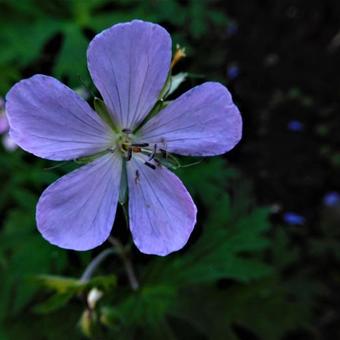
<box><xmin>144</xmin><ymin>161</ymin><xmax>156</xmax><ymax>170</ymax></box>
<box><xmin>160</xmin><ymin>148</ymin><xmax>168</xmax><ymax>158</ymax></box>
<box><xmin>126</xmin><ymin>148</ymin><xmax>132</xmax><ymax>161</ymax></box>
<box><xmin>154</xmin><ymin>159</ymin><xmax>162</xmax><ymax>167</ymax></box>
<box><xmin>148</xmin><ymin>144</ymin><xmax>158</xmax><ymax>161</ymax></box>
<box><xmin>122</xmin><ymin>128</ymin><xmax>131</xmax><ymax>134</ymax></box>
<box><xmin>131</xmin><ymin>143</ymin><xmax>149</xmax><ymax>147</ymax></box>
<box><xmin>135</xmin><ymin>170</ymin><xmax>140</xmax><ymax>184</ymax></box>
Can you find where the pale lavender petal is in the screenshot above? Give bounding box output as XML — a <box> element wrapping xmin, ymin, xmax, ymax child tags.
<box><xmin>6</xmin><ymin>75</ymin><xmax>114</xmax><ymax>161</ymax></box>
<box><xmin>36</xmin><ymin>153</ymin><xmax>122</xmax><ymax>251</ymax></box>
<box><xmin>137</xmin><ymin>82</ymin><xmax>242</xmax><ymax>156</ymax></box>
<box><xmin>2</xmin><ymin>133</ymin><xmax>17</xmax><ymax>152</ymax></box>
<box><xmin>0</xmin><ymin>113</ymin><xmax>9</xmax><ymax>134</ymax></box>
<box><xmin>127</xmin><ymin>156</ymin><xmax>197</xmax><ymax>256</ymax></box>
<box><xmin>87</xmin><ymin>20</ymin><xmax>171</xmax><ymax>130</ymax></box>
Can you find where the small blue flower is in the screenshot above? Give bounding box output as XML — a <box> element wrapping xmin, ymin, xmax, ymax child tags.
<box><xmin>227</xmin><ymin>65</ymin><xmax>240</xmax><ymax>80</ymax></box>
<box><xmin>287</xmin><ymin>120</ymin><xmax>304</xmax><ymax>132</ymax></box>
<box><xmin>323</xmin><ymin>192</ymin><xmax>340</xmax><ymax>206</ymax></box>
<box><xmin>283</xmin><ymin>212</ymin><xmax>305</xmax><ymax>225</ymax></box>
<box><xmin>226</xmin><ymin>21</ymin><xmax>238</xmax><ymax>37</ymax></box>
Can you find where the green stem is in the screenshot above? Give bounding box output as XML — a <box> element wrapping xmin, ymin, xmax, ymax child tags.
<box><xmin>80</xmin><ymin>248</ymin><xmax>115</xmax><ymax>283</ymax></box>
<box><xmin>121</xmin><ymin>203</ymin><xmax>129</xmax><ymax>228</ymax></box>
<box><xmin>80</xmin><ymin>203</ymin><xmax>139</xmax><ymax>290</ymax></box>
<box><xmin>108</xmin><ymin>236</ymin><xmax>139</xmax><ymax>291</ymax></box>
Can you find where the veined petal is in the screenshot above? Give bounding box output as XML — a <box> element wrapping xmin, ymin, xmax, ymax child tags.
<box><xmin>137</xmin><ymin>82</ymin><xmax>242</xmax><ymax>156</ymax></box>
<box><xmin>36</xmin><ymin>152</ymin><xmax>122</xmax><ymax>251</ymax></box>
<box><xmin>87</xmin><ymin>20</ymin><xmax>171</xmax><ymax>130</ymax></box>
<box><xmin>127</xmin><ymin>156</ymin><xmax>197</xmax><ymax>256</ymax></box>
<box><xmin>6</xmin><ymin>75</ymin><xmax>114</xmax><ymax>161</ymax></box>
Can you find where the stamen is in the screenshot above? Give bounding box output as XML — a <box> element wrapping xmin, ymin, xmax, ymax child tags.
<box><xmin>144</xmin><ymin>161</ymin><xmax>156</xmax><ymax>170</ymax></box>
<box><xmin>160</xmin><ymin>148</ymin><xmax>168</xmax><ymax>158</ymax></box>
<box><xmin>171</xmin><ymin>44</ymin><xmax>186</xmax><ymax>69</ymax></box>
<box><xmin>131</xmin><ymin>143</ymin><xmax>149</xmax><ymax>147</ymax></box>
<box><xmin>148</xmin><ymin>144</ymin><xmax>158</xmax><ymax>161</ymax></box>
<box><xmin>135</xmin><ymin>170</ymin><xmax>140</xmax><ymax>184</ymax></box>
<box><xmin>122</xmin><ymin>128</ymin><xmax>131</xmax><ymax>134</ymax></box>
<box><xmin>126</xmin><ymin>148</ymin><xmax>132</xmax><ymax>161</ymax></box>
<box><xmin>154</xmin><ymin>159</ymin><xmax>162</xmax><ymax>167</ymax></box>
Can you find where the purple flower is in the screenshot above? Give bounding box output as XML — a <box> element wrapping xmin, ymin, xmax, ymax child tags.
<box><xmin>323</xmin><ymin>192</ymin><xmax>340</xmax><ymax>207</ymax></box>
<box><xmin>226</xmin><ymin>21</ymin><xmax>238</xmax><ymax>37</ymax></box>
<box><xmin>0</xmin><ymin>97</ymin><xmax>17</xmax><ymax>151</ymax></box>
<box><xmin>2</xmin><ymin>133</ymin><xmax>17</xmax><ymax>151</ymax></box>
<box><xmin>287</xmin><ymin>120</ymin><xmax>304</xmax><ymax>132</ymax></box>
<box><xmin>283</xmin><ymin>212</ymin><xmax>305</xmax><ymax>225</ymax></box>
<box><xmin>227</xmin><ymin>64</ymin><xmax>240</xmax><ymax>80</ymax></box>
<box><xmin>0</xmin><ymin>98</ymin><xmax>9</xmax><ymax>134</ymax></box>
<box><xmin>6</xmin><ymin>20</ymin><xmax>242</xmax><ymax>256</ymax></box>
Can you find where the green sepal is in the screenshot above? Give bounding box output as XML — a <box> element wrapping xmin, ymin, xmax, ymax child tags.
<box><xmin>75</xmin><ymin>149</ymin><xmax>109</xmax><ymax>165</ymax></box>
<box><xmin>155</xmin><ymin>153</ymin><xmax>181</xmax><ymax>170</ymax></box>
<box><xmin>94</xmin><ymin>97</ymin><xmax>117</xmax><ymax>131</ymax></box>
<box><xmin>159</xmin><ymin>72</ymin><xmax>188</xmax><ymax>100</ymax></box>
<box><xmin>159</xmin><ymin>71</ymin><xmax>172</xmax><ymax>100</ymax></box>
<box><xmin>167</xmin><ymin>72</ymin><xmax>188</xmax><ymax>96</ymax></box>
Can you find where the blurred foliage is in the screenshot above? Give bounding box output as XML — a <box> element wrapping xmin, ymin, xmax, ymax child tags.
<box><xmin>0</xmin><ymin>0</ymin><xmax>339</xmax><ymax>339</ymax></box>
<box><xmin>1</xmin><ymin>150</ymin><xmax>330</xmax><ymax>339</ymax></box>
<box><xmin>0</xmin><ymin>0</ymin><xmax>230</xmax><ymax>92</ymax></box>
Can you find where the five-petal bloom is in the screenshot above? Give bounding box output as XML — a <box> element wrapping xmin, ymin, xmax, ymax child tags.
<box><xmin>6</xmin><ymin>20</ymin><xmax>242</xmax><ymax>256</ymax></box>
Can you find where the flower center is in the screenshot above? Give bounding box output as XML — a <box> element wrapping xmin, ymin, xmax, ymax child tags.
<box><xmin>115</xmin><ymin>128</ymin><xmax>160</xmax><ymax>169</ymax></box>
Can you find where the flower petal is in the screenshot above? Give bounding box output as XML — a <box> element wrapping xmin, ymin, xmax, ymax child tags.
<box><xmin>36</xmin><ymin>153</ymin><xmax>122</xmax><ymax>251</ymax></box>
<box><xmin>0</xmin><ymin>112</ymin><xmax>9</xmax><ymax>134</ymax></box>
<box><xmin>127</xmin><ymin>156</ymin><xmax>197</xmax><ymax>256</ymax></box>
<box><xmin>87</xmin><ymin>20</ymin><xmax>171</xmax><ymax>130</ymax></box>
<box><xmin>6</xmin><ymin>75</ymin><xmax>114</xmax><ymax>160</ymax></box>
<box><xmin>137</xmin><ymin>82</ymin><xmax>242</xmax><ymax>156</ymax></box>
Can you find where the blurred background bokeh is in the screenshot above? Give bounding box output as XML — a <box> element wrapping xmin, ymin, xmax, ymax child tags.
<box><xmin>1</xmin><ymin>0</ymin><xmax>340</xmax><ymax>339</ymax></box>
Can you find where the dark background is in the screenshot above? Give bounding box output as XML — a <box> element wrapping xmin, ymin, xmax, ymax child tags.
<box><xmin>0</xmin><ymin>0</ymin><xmax>339</xmax><ymax>339</ymax></box>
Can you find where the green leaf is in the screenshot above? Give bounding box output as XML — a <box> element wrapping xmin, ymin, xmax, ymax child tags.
<box><xmin>0</xmin><ymin>208</ymin><xmax>67</xmax><ymax>319</ymax></box>
<box><xmin>36</xmin><ymin>275</ymin><xmax>83</xmax><ymax>294</ymax></box>
<box><xmin>175</xmin><ymin>158</ymin><xmax>238</xmax><ymax>205</ymax></box>
<box><xmin>171</xmin><ymin>278</ymin><xmax>314</xmax><ymax>340</ymax></box>
<box><xmin>103</xmin><ymin>284</ymin><xmax>177</xmax><ymax>339</ymax></box>
<box><xmin>0</xmin><ymin>18</ymin><xmax>61</xmax><ymax>67</ymax></box>
<box><xmin>89</xmin><ymin>275</ymin><xmax>117</xmax><ymax>291</ymax></box>
<box><xmin>144</xmin><ymin>203</ymin><xmax>272</xmax><ymax>286</ymax></box>
<box><xmin>53</xmin><ymin>24</ymin><xmax>89</xmax><ymax>86</ymax></box>
<box><xmin>33</xmin><ymin>291</ymin><xmax>75</xmax><ymax>314</ymax></box>
<box><xmin>32</xmin><ymin>274</ymin><xmax>116</xmax><ymax>314</ymax></box>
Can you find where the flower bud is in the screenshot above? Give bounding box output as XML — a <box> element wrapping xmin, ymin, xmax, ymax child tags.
<box><xmin>87</xmin><ymin>287</ymin><xmax>103</xmax><ymax>310</ymax></box>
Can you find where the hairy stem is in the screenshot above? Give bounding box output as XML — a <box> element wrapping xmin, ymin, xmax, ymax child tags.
<box><xmin>121</xmin><ymin>203</ymin><xmax>129</xmax><ymax>228</ymax></box>
<box><xmin>108</xmin><ymin>236</ymin><xmax>139</xmax><ymax>291</ymax></box>
<box><xmin>80</xmin><ymin>203</ymin><xmax>139</xmax><ymax>290</ymax></box>
<box><xmin>80</xmin><ymin>248</ymin><xmax>115</xmax><ymax>283</ymax></box>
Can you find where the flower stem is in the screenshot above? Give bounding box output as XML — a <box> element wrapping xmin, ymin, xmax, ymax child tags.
<box><xmin>121</xmin><ymin>203</ymin><xmax>129</xmax><ymax>229</ymax></box>
<box><xmin>80</xmin><ymin>203</ymin><xmax>139</xmax><ymax>290</ymax></box>
<box><xmin>80</xmin><ymin>248</ymin><xmax>115</xmax><ymax>283</ymax></box>
<box><xmin>108</xmin><ymin>236</ymin><xmax>139</xmax><ymax>291</ymax></box>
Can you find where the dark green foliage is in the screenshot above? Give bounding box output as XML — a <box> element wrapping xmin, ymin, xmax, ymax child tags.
<box><xmin>0</xmin><ymin>1</ymin><xmax>338</xmax><ymax>339</ymax></box>
<box><xmin>1</xmin><ymin>148</ymin><xmax>318</xmax><ymax>339</ymax></box>
<box><xmin>0</xmin><ymin>0</ymin><xmax>230</xmax><ymax>92</ymax></box>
